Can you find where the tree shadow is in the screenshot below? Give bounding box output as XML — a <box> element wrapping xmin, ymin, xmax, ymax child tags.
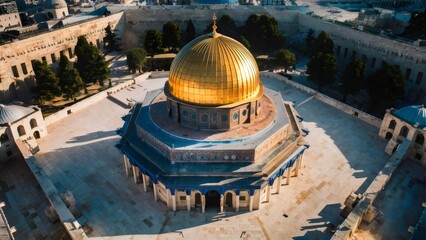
<box><xmin>66</xmin><ymin>130</ymin><xmax>117</xmax><ymax>143</ymax></box>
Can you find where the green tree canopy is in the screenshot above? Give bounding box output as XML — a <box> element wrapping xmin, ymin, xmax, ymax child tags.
<box><xmin>314</xmin><ymin>31</ymin><xmax>334</xmax><ymax>55</ymax></box>
<box><xmin>244</xmin><ymin>14</ymin><xmax>285</xmax><ymax>52</ymax></box>
<box><xmin>75</xmin><ymin>35</ymin><xmax>109</xmax><ymax>86</ymax></box>
<box><xmin>305</xmin><ymin>28</ymin><xmax>315</xmax><ymax>54</ymax></box>
<box><xmin>162</xmin><ymin>21</ymin><xmax>181</xmax><ymax>50</ymax></box>
<box><xmin>126</xmin><ymin>48</ymin><xmax>147</xmax><ymax>74</ymax></box>
<box><xmin>367</xmin><ymin>62</ymin><xmax>404</xmax><ymax>110</ymax></box>
<box><xmin>275</xmin><ymin>49</ymin><xmax>296</xmax><ymax>72</ymax></box>
<box><xmin>185</xmin><ymin>19</ymin><xmax>196</xmax><ymax>44</ymax></box>
<box><xmin>33</xmin><ymin>60</ymin><xmax>61</xmax><ymax>102</ymax></box>
<box><xmin>307</xmin><ymin>52</ymin><xmax>336</xmax><ymax>89</ymax></box>
<box><xmin>217</xmin><ymin>14</ymin><xmax>238</xmax><ymax>38</ymax></box>
<box><xmin>57</xmin><ymin>54</ymin><xmax>84</xmax><ymax>99</ymax></box>
<box><xmin>144</xmin><ymin>29</ymin><xmax>163</xmax><ymax>55</ymax></box>
<box><xmin>239</xmin><ymin>35</ymin><xmax>250</xmax><ymax>50</ymax></box>
<box><xmin>103</xmin><ymin>24</ymin><xmax>120</xmax><ymax>52</ymax></box>
<box><xmin>340</xmin><ymin>58</ymin><xmax>365</xmax><ymax>102</ymax></box>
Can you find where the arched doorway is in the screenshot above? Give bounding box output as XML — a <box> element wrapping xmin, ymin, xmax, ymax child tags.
<box><xmin>33</xmin><ymin>131</ymin><xmax>40</xmax><ymax>139</ymax></box>
<box><xmin>225</xmin><ymin>192</ymin><xmax>233</xmax><ymax>208</ymax></box>
<box><xmin>194</xmin><ymin>192</ymin><xmax>202</xmax><ymax>208</ymax></box>
<box><xmin>205</xmin><ymin>190</ymin><xmax>220</xmax><ymax>209</ymax></box>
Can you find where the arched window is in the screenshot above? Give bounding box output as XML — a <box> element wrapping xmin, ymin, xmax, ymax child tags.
<box><xmin>385</xmin><ymin>132</ymin><xmax>393</xmax><ymax>140</ymax></box>
<box><xmin>415</xmin><ymin>134</ymin><xmax>424</xmax><ymax>145</ymax></box>
<box><xmin>33</xmin><ymin>131</ymin><xmax>40</xmax><ymax>139</ymax></box>
<box><xmin>17</xmin><ymin>125</ymin><xmax>26</xmax><ymax>136</ymax></box>
<box><xmin>388</xmin><ymin>120</ymin><xmax>396</xmax><ymax>130</ymax></box>
<box><xmin>30</xmin><ymin>118</ymin><xmax>38</xmax><ymax>129</ymax></box>
<box><xmin>399</xmin><ymin>126</ymin><xmax>409</xmax><ymax>138</ymax></box>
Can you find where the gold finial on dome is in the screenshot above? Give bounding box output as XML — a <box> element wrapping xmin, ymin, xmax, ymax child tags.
<box><xmin>212</xmin><ymin>14</ymin><xmax>217</xmax><ymax>37</ymax></box>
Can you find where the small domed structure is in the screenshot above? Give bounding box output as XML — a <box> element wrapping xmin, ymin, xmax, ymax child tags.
<box><xmin>45</xmin><ymin>0</ymin><xmax>69</xmax><ymax>19</ymax></box>
<box><xmin>392</xmin><ymin>105</ymin><xmax>426</xmax><ymax>128</ymax></box>
<box><xmin>168</xmin><ymin>32</ymin><xmax>262</xmax><ymax>106</ymax></box>
<box><xmin>0</xmin><ymin>104</ymin><xmax>34</xmax><ymax>125</ymax></box>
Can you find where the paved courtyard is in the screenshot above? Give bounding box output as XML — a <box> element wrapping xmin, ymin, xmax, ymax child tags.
<box><xmin>32</xmin><ymin>77</ymin><xmax>390</xmax><ymax>239</ymax></box>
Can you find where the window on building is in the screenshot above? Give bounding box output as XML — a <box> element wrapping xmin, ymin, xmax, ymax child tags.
<box><xmin>240</xmin><ymin>196</ymin><xmax>246</xmax><ymax>201</ymax></box>
<box><xmin>17</xmin><ymin>125</ymin><xmax>26</xmax><ymax>136</ymax></box>
<box><xmin>406</xmin><ymin>68</ymin><xmax>412</xmax><ymax>80</ymax></box>
<box><xmin>388</xmin><ymin>120</ymin><xmax>396</xmax><ymax>130</ymax></box>
<box><xmin>416</xmin><ymin>72</ymin><xmax>423</xmax><ymax>84</ymax></box>
<box><xmin>415</xmin><ymin>134</ymin><xmax>424</xmax><ymax>145</ymax></box>
<box><xmin>30</xmin><ymin>118</ymin><xmax>38</xmax><ymax>128</ymax></box>
<box><xmin>68</xmin><ymin>48</ymin><xmax>73</xmax><ymax>57</ymax></box>
<box><xmin>336</xmin><ymin>46</ymin><xmax>341</xmax><ymax>56</ymax></box>
<box><xmin>179</xmin><ymin>196</ymin><xmax>186</xmax><ymax>201</ymax></box>
<box><xmin>42</xmin><ymin>56</ymin><xmax>47</xmax><ymax>63</ymax></box>
<box><xmin>21</xmin><ymin>63</ymin><xmax>28</xmax><ymax>75</ymax></box>
<box><xmin>343</xmin><ymin>48</ymin><xmax>348</xmax><ymax>58</ymax></box>
<box><xmin>371</xmin><ymin>58</ymin><xmax>376</xmax><ymax>68</ymax></box>
<box><xmin>51</xmin><ymin>53</ymin><xmax>56</xmax><ymax>63</ymax></box>
<box><xmin>399</xmin><ymin>126</ymin><xmax>409</xmax><ymax>138</ymax></box>
<box><xmin>385</xmin><ymin>132</ymin><xmax>393</xmax><ymax>140</ymax></box>
<box><xmin>11</xmin><ymin>66</ymin><xmax>19</xmax><ymax>78</ymax></box>
<box><xmin>60</xmin><ymin>50</ymin><xmax>64</xmax><ymax>56</ymax></box>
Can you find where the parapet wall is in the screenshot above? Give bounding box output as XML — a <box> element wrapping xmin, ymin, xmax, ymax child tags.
<box><xmin>261</xmin><ymin>72</ymin><xmax>383</xmax><ymax>128</ymax></box>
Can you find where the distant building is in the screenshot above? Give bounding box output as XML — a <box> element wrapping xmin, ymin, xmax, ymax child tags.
<box><xmin>44</xmin><ymin>0</ymin><xmax>69</xmax><ymax>19</ymax></box>
<box><xmin>0</xmin><ymin>104</ymin><xmax>47</xmax><ymax>162</ymax></box>
<box><xmin>0</xmin><ymin>1</ymin><xmax>21</xmax><ymax>31</ymax></box>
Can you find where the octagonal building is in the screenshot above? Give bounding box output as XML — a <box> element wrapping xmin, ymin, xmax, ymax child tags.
<box><xmin>117</xmin><ymin>25</ymin><xmax>308</xmax><ymax>212</ymax></box>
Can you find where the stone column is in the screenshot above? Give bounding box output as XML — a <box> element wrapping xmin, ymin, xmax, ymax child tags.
<box><xmin>249</xmin><ymin>195</ymin><xmax>254</xmax><ymax>212</ymax></box>
<box><xmin>123</xmin><ymin>155</ymin><xmax>131</xmax><ymax>177</ymax></box>
<box><xmin>201</xmin><ymin>195</ymin><xmax>206</xmax><ymax>213</ymax></box>
<box><xmin>265</xmin><ymin>185</ymin><xmax>271</xmax><ymax>203</ymax></box>
<box><xmin>153</xmin><ymin>183</ymin><xmax>158</xmax><ymax>201</ymax></box>
<box><xmin>132</xmin><ymin>166</ymin><xmax>140</xmax><ymax>184</ymax></box>
<box><xmin>186</xmin><ymin>194</ymin><xmax>191</xmax><ymax>212</ymax></box>
<box><xmin>142</xmin><ymin>174</ymin><xmax>148</xmax><ymax>192</ymax></box>
<box><xmin>276</xmin><ymin>177</ymin><xmax>281</xmax><ymax>194</ymax></box>
<box><xmin>220</xmin><ymin>194</ymin><xmax>224</xmax><ymax>212</ymax></box>
<box><xmin>286</xmin><ymin>166</ymin><xmax>292</xmax><ymax>185</ymax></box>
<box><xmin>172</xmin><ymin>195</ymin><xmax>176</xmax><ymax>211</ymax></box>
<box><xmin>235</xmin><ymin>195</ymin><xmax>240</xmax><ymax>212</ymax></box>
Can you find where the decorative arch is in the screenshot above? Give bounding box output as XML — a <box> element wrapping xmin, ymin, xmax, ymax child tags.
<box><xmin>17</xmin><ymin>125</ymin><xmax>26</xmax><ymax>136</ymax></box>
<box><xmin>224</xmin><ymin>190</ymin><xmax>236</xmax><ymax>208</ymax></box>
<box><xmin>388</xmin><ymin>120</ymin><xmax>396</xmax><ymax>130</ymax></box>
<box><xmin>30</xmin><ymin>118</ymin><xmax>38</xmax><ymax>129</ymax></box>
<box><xmin>415</xmin><ymin>134</ymin><xmax>424</xmax><ymax>145</ymax></box>
<box><xmin>399</xmin><ymin>126</ymin><xmax>409</xmax><ymax>138</ymax></box>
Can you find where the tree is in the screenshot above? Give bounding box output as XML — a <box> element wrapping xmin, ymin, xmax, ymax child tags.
<box><xmin>313</xmin><ymin>31</ymin><xmax>334</xmax><ymax>55</ymax></box>
<box><xmin>185</xmin><ymin>19</ymin><xmax>196</xmax><ymax>44</ymax></box>
<box><xmin>57</xmin><ymin>54</ymin><xmax>84</xmax><ymax>99</ymax></box>
<box><xmin>239</xmin><ymin>35</ymin><xmax>250</xmax><ymax>50</ymax></box>
<box><xmin>162</xmin><ymin>21</ymin><xmax>181</xmax><ymax>51</ymax></box>
<box><xmin>340</xmin><ymin>58</ymin><xmax>365</xmax><ymax>103</ymax></box>
<box><xmin>244</xmin><ymin>14</ymin><xmax>285</xmax><ymax>52</ymax></box>
<box><xmin>307</xmin><ymin>53</ymin><xmax>336</xmax><ymax>89</ymax></box>
<box><xmin>144</xmin><ymin>29</ymin><xmax>163</xmax><ymax>55</ymax></box>
<box><xmin>217</xmin><ymin>14</ymin><xmax>238</xmax><ymax>38</ymax></box>
<box><xmin>103</xmin><ymin>24</ymin><xmax>119</xmax><ymax>52</ymax></box>
<box><xmin>75</xmin><ymin>35</ymin><xmax>110</xmax><ymax>86</ymax></box>
<box><xmin>126</xmin><ymin>48</ymin><xmax>147</xmax><ymax>73</ymax></box>
<box><xmin>275</xmin><ymin>49</ymin><xmax>296</xmax><ymax>72</ymax></box>
<box><xmin>33</xmin><ymin>60</ymin><xmax>61</xmax><ymax>102</ymax></box>
<box><xmin>367</xmin><ymin>63</ymin><xmax>404</xmax><ymax>111</ymax></box>
<box><xmin>305</xmin><ymin>28</ymin><xmax>315</xmax><ymax>54</ymax></box>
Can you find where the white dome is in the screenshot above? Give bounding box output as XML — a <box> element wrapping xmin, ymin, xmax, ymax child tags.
<box><xmin>45</xmin><ymin>0</ymin><xmax>68</xmax><ymax>9</ymax></box>
<box><xmin>0</xmin><ymin>104</ymin><xmax>34</xmax><ymax>125</ymax></box>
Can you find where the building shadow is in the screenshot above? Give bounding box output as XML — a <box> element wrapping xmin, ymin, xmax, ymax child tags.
<box><xmin>66</xmin><ymin>130</ymin><xmax>117</xmax><ymax>143</ymax></box>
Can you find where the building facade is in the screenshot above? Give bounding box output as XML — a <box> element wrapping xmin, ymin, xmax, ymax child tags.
<box><xmin>0</xmin><ymin>1</ymin><xmax>21</xmax><ymax>31</ymax></box>
<box><xmin>117</xmin><ymin>27</ymin><xmax>308</xmax><ymax>212</ymax></box>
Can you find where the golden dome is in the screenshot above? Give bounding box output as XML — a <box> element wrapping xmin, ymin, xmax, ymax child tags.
<box><xmin>168</xmin><ymin>32</ymin><xmax>262</xmax><ymax>106</ymax></box>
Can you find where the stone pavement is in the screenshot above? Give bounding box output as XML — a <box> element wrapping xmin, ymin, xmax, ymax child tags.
<box><xmin>32</xmin><ymin>77</ymin><xmax>389</xmax><ymax>239</ymax></box>
<box><xmin>0</xmin><ymin>157</ymin><xmax>69</xmax><ymax>240</ymax></box>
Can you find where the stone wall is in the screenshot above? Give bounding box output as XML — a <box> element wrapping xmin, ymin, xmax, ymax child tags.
<box><xmin>0</xmin><ymin>12</ymin><xmax>124</xmax><ymax>102</ymax></box>
<box><xmin>261</xmin><ymin>72</ymin><xmax>383</xmax><ymax>128</ymax></box>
